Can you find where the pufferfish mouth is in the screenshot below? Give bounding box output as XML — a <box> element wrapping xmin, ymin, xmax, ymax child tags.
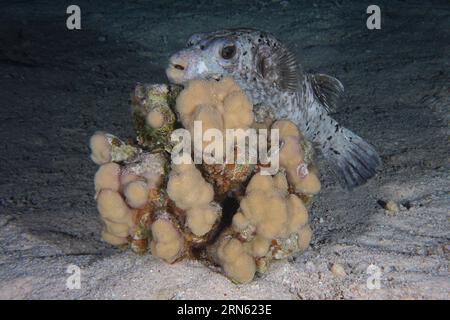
<box><xmin>166</xmin><ymin>54</ymin><xmax>224</xmax><ymax>84</ymax></box>
<box><xmin>170</xmin><ymin>62</ymin><xmax>185</xmax><ymax>71</ymax></box>
<box><xmin>166</xmin><ymin>61</ymin><xmax>187</xmax><ymax>84</ymax></box>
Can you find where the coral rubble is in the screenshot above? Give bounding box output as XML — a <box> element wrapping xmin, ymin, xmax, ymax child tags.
<box><xmin>89</xmin><ymin>77</ymin><xmax>320</xmax><ymax>283</ymax></box>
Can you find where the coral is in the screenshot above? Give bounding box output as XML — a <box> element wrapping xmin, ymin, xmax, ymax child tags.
<box><xmin>90</xmin><ymin>132</ymin><xmax>141</xmax><ymax>165</ymax></box>
<box><xmin>167</xmin><ymin>159</ymin><xmax>214</xmax><ymax>211</ymax></box>
<box><xmin>150</xmin><ymin>213</ymin><xmax>185</xmax><ymax>263</ymax></box>
<box><xmin>216</xmin><ymin>237</ymin><xmax>256</xmax><ymax>284</ymax></box>
<box><xmin>214</xmin><ymin>172</ymin><xmax>313</xmax><ymax>283</ymax></box>
<box><xmin>88</xmin><ymin>77</ymin><xmax>321</xmax><ymax>283</ymax></box>
<box><xmin>176</xmin><ymin>77</ymin><xmax>253</xmax><ymax>153</ymax></box>
<box><xmin>130</xmin><ymin>83</ymin><xmax>180</xmax><ymax>151</ymax></box>
<box><xmin>201</xmin><ymin>161</ymin><xmax>254</xmax><ymax>199</ymax></box>
<box><xmin>123</xmin><ymin>180</ymin><xmax>148</xmax><ymax>208</ymax></box>
<box><xmin>94</xmin><ymin>162</ymin><xmax>121</xmax><ymax>193</ymax></box>
<box><xmin>273</xmin><ymin>120</ymin><xmax>321</xmax><ymax>196</ymax></box>
<box><xmin>97</xmin><ymin>189</ymin><xmax>134</xmax><ymax>245</ymax></box>
<box><xmin>90</xmin><ymin>133</ymin><xmax>168</xmax><ymax>252</ymax></box>
<box><xmin>175</xmin><ymin>77</ymin><xmax>255</xmax><ymax>197</ymax></box>
<box><xmin>167</xmin><ymin>157</ymin><xmax>221</xmax><ymax>239</ymax></box>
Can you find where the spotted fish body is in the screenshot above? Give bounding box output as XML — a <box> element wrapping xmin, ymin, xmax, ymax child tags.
<box><xmin>166</xmin><ymin>28</ymin><xmax>381</xmax><ymax>189</ymax></box>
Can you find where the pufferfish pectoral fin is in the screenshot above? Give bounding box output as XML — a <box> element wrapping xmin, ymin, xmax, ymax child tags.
<box><xmin>256</xmin><ymin>45</ymin><xmax>300</xmax><ymax>92</ymax></box>
<box><xmin>309</xmin><ymin>73</ymin><xmax>345</xmax><ymax>114</ymax></box>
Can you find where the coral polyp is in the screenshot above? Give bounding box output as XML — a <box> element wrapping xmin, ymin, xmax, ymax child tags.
<box><xmin>89</xmin><ymin>77</ymin><xmax>321</xmax><ymax>283</ymax></box>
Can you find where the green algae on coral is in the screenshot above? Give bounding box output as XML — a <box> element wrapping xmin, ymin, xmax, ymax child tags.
<box><xmin>130</xmin><ymin>83</ymin><xmax>181</xmax><ymax>152</ymax></box>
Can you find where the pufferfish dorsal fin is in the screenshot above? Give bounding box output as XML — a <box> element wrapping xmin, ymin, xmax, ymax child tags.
<box><xmin>256</xmin><ymin>45</ymin><xmax>300</xmax><ymax>92</ymax></box>
<box><xmin>309</xmin><ymin>73</ymin><xmax>345</xmax><ymax>113</ymax></box>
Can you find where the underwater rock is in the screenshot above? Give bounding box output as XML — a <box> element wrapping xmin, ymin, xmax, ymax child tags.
<box><xmin>384</xmin><ymin>199</ymin><xmax>400</xmax><ymax>213</ymax></box>
<box><xmin>330</xmin><ymin>263</ymin><xmax>347</xmax><ymax>278</ymax></box>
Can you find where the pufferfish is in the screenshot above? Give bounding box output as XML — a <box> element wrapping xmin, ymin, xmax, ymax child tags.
<box><xmin>166</xmin><ymin>28</ymin><xmax>381</xmax><ymax>189</ymax></box>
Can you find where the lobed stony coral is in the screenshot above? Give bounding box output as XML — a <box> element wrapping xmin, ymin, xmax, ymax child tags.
<box><xmin>90</xmin><ymin>132</ymin><xmax>141</xmax><ymax>165</ymax></box>
<box><xmin>175</xmin><ymin>77</ymin><xmax>256</xmax><ymax>198</ymax></box>
<box><xmin>150</xmin><ymin>215</ymin><xmax>185</xmax><ymax>263</ymax></box>
<box><xmin>176</xmin><ymin>77</ymin><xmax>254</xmax><ymax>156</ymax></box>
<box><xmin>213</xmin><ymin>172</ymin><xmax>313</xmax><ymax>283</ymax></box>
<box><xmin>167</xmin><ymin>157</ymin><xmax>221</xmax><ymax>238</ymax></box>
<box><xmin>273</xmin><ymin>120</ymin><xmax>321</xmax><ymax>196</ymax></box>
<box><xmin>88</xmin><ymin>78</ymin><xmax>321</xmax><ymax>284</ymax></box>
<box><xmin>90</xmin><ymin>134</ymin><xmax>167</xmax><ymax>252</ymax></box>
<box><xmin>176</xmin><ymin>77</ymin><xmax>253</xmax><ymax>129</ymax></box>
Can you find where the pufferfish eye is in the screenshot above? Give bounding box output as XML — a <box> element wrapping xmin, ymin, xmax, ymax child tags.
<box><xmin>220</xmin><ymin>44</ymin><xmax>236</xmax><ymax>60</ymax></box>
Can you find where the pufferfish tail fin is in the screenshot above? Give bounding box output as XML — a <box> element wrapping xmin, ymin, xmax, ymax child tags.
<box><xmin>326</xmin><ymin>127</ymin><xmax>382</xmax><ymax>190</ymax></box>
<box><xmin>310</xmin><ymin>73</ymin><xmax>345</xmax><ymax>114</ymax></box>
